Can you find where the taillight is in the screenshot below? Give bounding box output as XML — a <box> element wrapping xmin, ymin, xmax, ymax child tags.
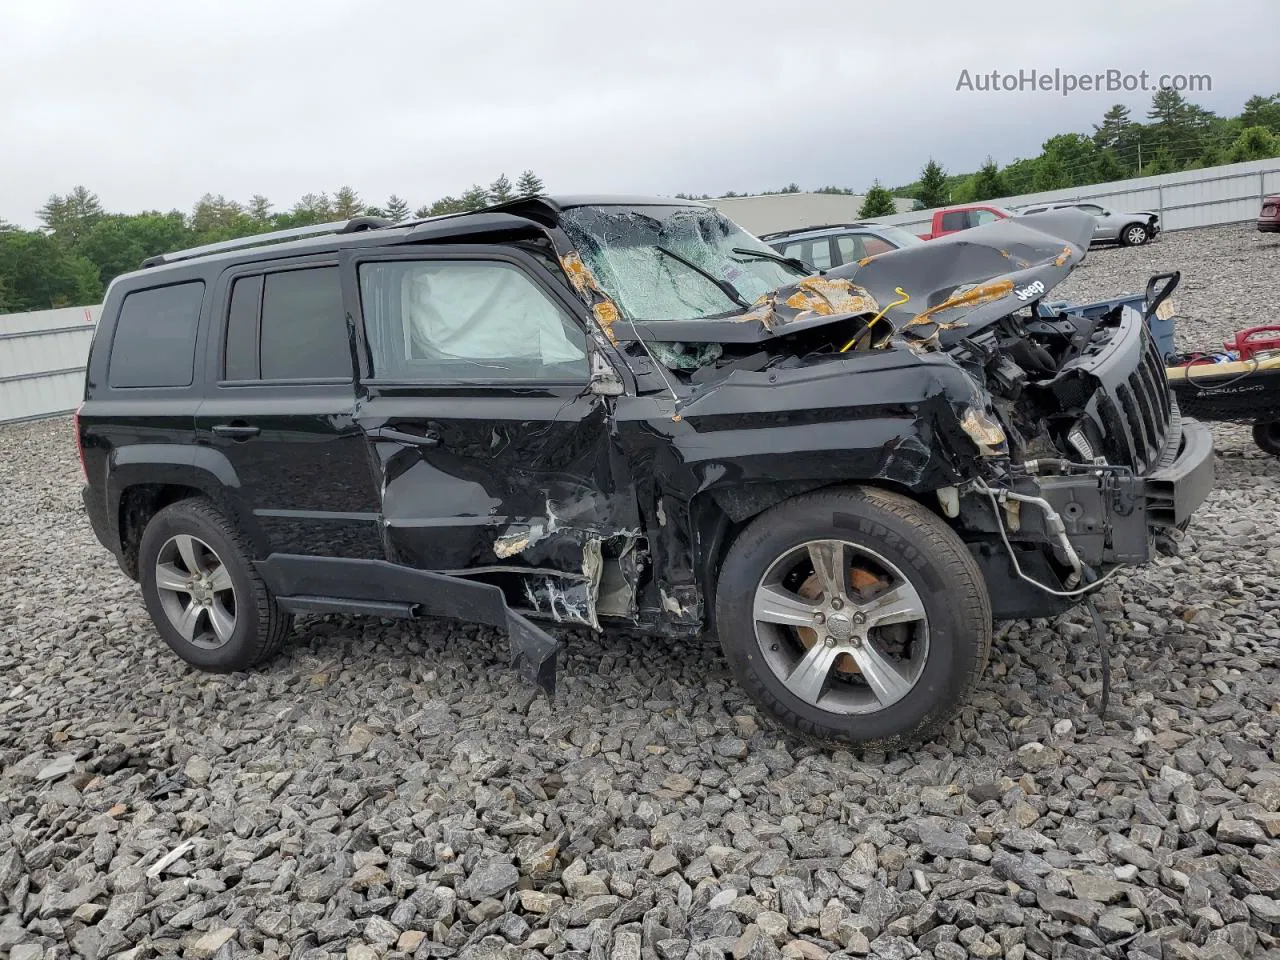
<box><xmin>73</xmin><ymin>404</ymin><xmax>87</xmax><ymax>479</ymax></box>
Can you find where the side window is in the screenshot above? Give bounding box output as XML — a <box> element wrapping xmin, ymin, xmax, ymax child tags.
<box><xmin>939</xmin><ymin>211</ymin><xmax>968</xmax><ymax>231</ymax></box>
<box><xmin>223</xmin><ymin>275</ymin><xmax>263</xmax><ymax>381</ymax></box>
<box><xmin>973</xmin><ymin>209</ymin><xmax>1000</xmax><ymax>226</ymax></box>
<box><xmin>862</xmin><ymin>237</ymin><xmax>895</xmax><ymax>256</ymax></box>
<box><xmin>780</xmin><ymin>241</ymin><xmax>805</xmax><ymax>261</ymax></box>
<box><xmin>108</xmin><ymin>281</ymin><xmax>205</xmax><ymax>388</ymax></box>
<box><xmin>805</xmin><ymin>239</ymin><xmax>833</xmax><ymax>270</ymax></box>
<box><xmin>1076</xmin><ymin>204</ymin><xmax>1104</xmax><ymax>215</ymax></box>
<box><xmin>835</xmin><ymin>235</ymin><xmax>866</xmax><ymax>263</ymax></box>
<box><xmin>1023</xmin><ymin>206</ymin><xmax>1046</xmax><ymax>215</ymax></box>
<box><xmin>259</xmin><ymin>267</ymin><xmax>351</xmax><ymax>380</ymax></box>
<box><xmin>358</xmin><ymin>260</ymin><xmax>588</xmax><ymax>380</ymax></box>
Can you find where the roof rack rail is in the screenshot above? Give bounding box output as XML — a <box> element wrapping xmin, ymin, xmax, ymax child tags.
<box><xmin>140</xmin><ymin>216</ymin><xmax>393</xmax><ymax>268</ymax></box>
<box><xmin>758</xmin><ymin>222</ymin><xmax>869</xmax><ymax>241</ymax></box>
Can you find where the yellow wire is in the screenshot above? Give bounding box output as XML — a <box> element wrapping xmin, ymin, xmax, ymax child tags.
<box><xmin>841</xmin><ymin>287</ymin><xmax>910</xmax><ymax>353</ymax></box>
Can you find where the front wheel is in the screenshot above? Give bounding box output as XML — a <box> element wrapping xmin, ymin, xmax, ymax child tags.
<box><xmin>714</xmin><ymin>486</ymin><xmax>991</xmax><ymax>749</ymax></box>
<box><xmin>1121</xmin><ymin>223</ymin><xmax>1151</xmax><ymax>246</ymax></box>
<box><xmin>1254</xmin><ymin>420</ymin><xmax>1280</xmax><ymax>457</ymax></box>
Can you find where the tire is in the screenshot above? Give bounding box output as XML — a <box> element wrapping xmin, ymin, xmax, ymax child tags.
<box><xmin>1253</xmin><ymin>420</ymin><xmax>1280</xmax><ymax>457</ymax></box>
<box><xmin>1121</xmin><ymin>223</ymin><xmax>1150</xmax><ymax>246</ymax></box>
<box><xmin>138</xmin><ymin>497</ymin><xmax>292</xmax><ymax>670</ymax></box>
<box><xmin>714</xmin><ymin>486</ymin><xmax>991</xmax><ymax>749</ymax></box>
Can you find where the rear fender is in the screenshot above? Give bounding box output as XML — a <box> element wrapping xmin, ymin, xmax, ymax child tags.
<box><xmin>105</xmin><ymin>444</ymin><xmax>267</xmax><ymax>561</ymax></box>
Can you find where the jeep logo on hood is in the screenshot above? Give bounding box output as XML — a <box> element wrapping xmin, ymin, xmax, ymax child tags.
<box><xmin>1014</xmin><ymin>279</ymin><xmax>1046</xmax><ymax>302</ymax></box>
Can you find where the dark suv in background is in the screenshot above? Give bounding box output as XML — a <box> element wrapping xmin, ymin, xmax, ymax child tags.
<box><xmin>78</xmin><ymin>196</ymin><xmax>1213</xmax><ymax>747</ymax></box>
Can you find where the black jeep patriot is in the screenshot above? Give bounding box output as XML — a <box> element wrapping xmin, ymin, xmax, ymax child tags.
<box><xmin>79</xmin><ymin>196</ymin><xmax>1214</xmax><ymax>747</ymax></box>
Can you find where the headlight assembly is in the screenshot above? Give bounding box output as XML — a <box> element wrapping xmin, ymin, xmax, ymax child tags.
<box><xmin>961</xmin><ymin>407</ymin><xmax>1009</xmax><ymax>457</ymax></box>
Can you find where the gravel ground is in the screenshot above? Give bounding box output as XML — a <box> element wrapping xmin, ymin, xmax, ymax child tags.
<box><xmin>1</xmin><ymin>224</ymin><xmax>1278</xmax><ymax>960</ymax></box>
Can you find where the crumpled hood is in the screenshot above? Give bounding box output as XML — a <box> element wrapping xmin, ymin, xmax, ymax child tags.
<box><xmin>827</xmin><ymin>208</ymin><xmax>1094</xmax><ymax>345</ymax></box>
<box><xmin>617</xmin><ymin>208</ymin><xmax>1093</xmax><ymax>347</ymax></box>
<box><xmin>617</xmin><ymin>274</ymin><xmax>885</xmax><ymax>345</ymax></box>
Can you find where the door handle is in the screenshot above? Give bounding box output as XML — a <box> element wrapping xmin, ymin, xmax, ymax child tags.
<box><xmin>211</xmin><ymin>423</ymin><xmax>260</xmax><ymax>439</ymax></box>
<box><xmin>369</xmin><ymin>426</ymin><xmax>440</xmax><ymax>447</ymax></box>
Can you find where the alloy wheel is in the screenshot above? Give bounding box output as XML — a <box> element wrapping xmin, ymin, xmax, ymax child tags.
<box><xmin>752</xmin><ymin>539</ymin><xmax>930</xmax><ymax>714</ymax></box>
<box><xmin>153</xmin><ymin>534</ymin><xmax>237</xmax><ymax>650</ymax></box>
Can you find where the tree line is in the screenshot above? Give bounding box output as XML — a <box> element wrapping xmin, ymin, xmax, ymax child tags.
<box><xmin>0</xmin><ymin>172</ymin><xmax>545</xmax><ymax>313</ymax></box>
<box><xmin>5</xmin><ymin>89</ymin><xmax>1280</xmax><ymax>313</ymax></box>
<box><xmin>681</xmin><ymin>90</ymin><xmax>1280</xmax><ymax>210</ymax></box>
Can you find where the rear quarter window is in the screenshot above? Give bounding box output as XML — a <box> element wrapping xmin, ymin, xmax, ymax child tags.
<box><xmin>107</xmin><ymin>281</ymin><xmax>205</xmax><ymax>388</ymax></box>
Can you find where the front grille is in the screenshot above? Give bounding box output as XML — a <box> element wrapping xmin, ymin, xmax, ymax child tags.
<box><xmin>1095</xmin><ymin>328</ymin><xmax>1174</xmax><ymax>474</ymax></box>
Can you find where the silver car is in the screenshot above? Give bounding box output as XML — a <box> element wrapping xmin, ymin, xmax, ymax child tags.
<box><xmin>1015</xmin><ymin>201</ymin><xmax>1159</xmax><ymax>246</ymax></box>
<box><xmin>761</xmin><ymin>222</ymin><xmax>925</xmax><ymax>269</ymax></box>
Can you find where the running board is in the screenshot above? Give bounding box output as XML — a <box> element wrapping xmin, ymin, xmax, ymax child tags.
<box><xmin>257</xmin><ymin>555</ymin><xmax>560</xmax><ymax>696</ymax></box>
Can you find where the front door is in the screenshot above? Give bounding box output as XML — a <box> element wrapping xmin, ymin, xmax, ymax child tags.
<box><xmin>195</xmin><ymin>259</ymin><xmax>384</xmax><ymax>559</ymax></box>
<box><xmin>346</xmin><ymin>247</ymin><xmax>638</xmax><ymax>626</ymax></box>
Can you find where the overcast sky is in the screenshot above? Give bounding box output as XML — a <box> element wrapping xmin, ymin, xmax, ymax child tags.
<box><xmin>2</xmin><ymin>0</ymin><xmax>1277</xmax><ymax>225</ymax></box>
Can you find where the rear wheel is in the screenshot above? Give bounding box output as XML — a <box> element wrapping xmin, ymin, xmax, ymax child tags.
<box><xmin>714</xmin><ymin>487</ymin><xmax>991</xmax><ymax>749</ymax></box>
<box><xmin>138</xmin><ymin>498</ymin><xmax>292</xmax><ymax>670</ymax></box>
<box><xmin>1253</xmin><ymin>420</ymin><xmax>1280</xmax><ymax>457</ymax></box>
<box><xmin>1121</xmin><ymin>223</ymin><xmax>1150</xmax><ymax>246</ymax></box>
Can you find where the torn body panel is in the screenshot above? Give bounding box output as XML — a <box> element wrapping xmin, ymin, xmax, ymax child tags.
<box><xmin>353</xmin><ymin>385</ymin><xmax>643</xmax><ymax>631</ymax></box>
<box><xmin>597</xmin><ymin>346</ymin><xmax>991</xmax><ymax>629</ymax></box>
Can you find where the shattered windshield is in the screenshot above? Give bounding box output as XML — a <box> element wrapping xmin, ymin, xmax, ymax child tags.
<box><xmin>559</xmin><ymin>204</ymin><xmax>804</xmax><ymax>321</ymax></box>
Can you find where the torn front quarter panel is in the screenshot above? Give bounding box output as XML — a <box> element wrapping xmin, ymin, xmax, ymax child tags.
<box><xmin>603</xmin><ymin>343</ymin><xmax>996</xmax><ymax>628</ymax></box>
<box><xmin>636</xmin><ymin>345</ymin><xmax>991</xmax><ymax>495</ymax></box>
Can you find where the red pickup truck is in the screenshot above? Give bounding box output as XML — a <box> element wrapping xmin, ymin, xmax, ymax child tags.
<box><xmin>920</xmin><ymin>205</ymin><xmax>1013</xmax><ymax>240</ymax></box>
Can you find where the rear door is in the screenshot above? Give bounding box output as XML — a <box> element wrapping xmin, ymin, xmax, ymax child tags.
<box><xmin>194</xmin><ymin>257</ymin><xmax>383</xmax><ymax>559</ymax></box>
<box><xmin>345</xmin><ymin>246</ymin><xmax>638</xmax><ymax>621</ymax></box>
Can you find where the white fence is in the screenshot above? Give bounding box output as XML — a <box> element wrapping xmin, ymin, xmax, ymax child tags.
<box><xmin>870</xmin><ymin>157</ymin><xmax>1280</xmax><ymax>236</ymax></box>
<box><xmin>706</xmin><ymin>192</ymin><xmax>918</xmax><ymax>236</ymax></box>
<box><xmin>0</xmin><ymin>305</ymin><xmax>100</xmax><ymax>424</ymax></box>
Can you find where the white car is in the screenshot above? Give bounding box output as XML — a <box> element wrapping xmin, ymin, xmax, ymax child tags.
<box><xmin>1015</xmin><ymin>201</ymin><xmax>1160</xmax><ymax>246</ymax></box>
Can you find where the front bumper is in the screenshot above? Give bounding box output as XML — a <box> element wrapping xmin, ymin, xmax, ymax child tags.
<box><xmin>1035</xmin><ymin>419</ymin><xmax>1214</xmax><ymax>567</ymax></box>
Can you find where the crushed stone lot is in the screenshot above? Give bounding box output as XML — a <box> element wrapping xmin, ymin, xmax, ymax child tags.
<box><xmin>2</xmin><ymin>225</ymin><xmax>1279</xmax><ymax>960</ymax></box>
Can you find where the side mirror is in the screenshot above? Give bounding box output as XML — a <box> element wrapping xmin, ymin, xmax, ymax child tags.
<box><xmin>588</xmin><ymin>350</ymin><xmax>623</xmax><ymax>397</ymax></box>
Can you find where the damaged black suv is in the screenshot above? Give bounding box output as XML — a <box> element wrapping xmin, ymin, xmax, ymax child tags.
<box><xmin>79</xmin><ymin>196</ymin><xmax>1214</xmax><ymax>747</ymax></box>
